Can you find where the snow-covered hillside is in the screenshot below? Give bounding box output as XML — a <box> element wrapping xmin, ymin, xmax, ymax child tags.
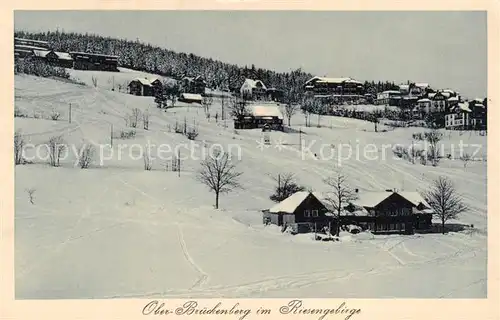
<box><xmin>14</xmin><ymin>74</ymin><xmax>487</xmax><ymax>299</ymax></box>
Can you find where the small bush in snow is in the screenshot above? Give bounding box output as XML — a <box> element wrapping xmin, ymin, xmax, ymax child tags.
<box><xmin>91</xmin><ymin>76</ymin><xmax>98</xmax><ymax>88</ymax></box>
<box><xmin>14</xmin><ymin>106</ymin><xmax>27</xmax><ymax>118</ymax></box>
<box><xmin>119</xmin><ymin>129</ymin><xmax>136</xmax><ymax>139</ymax></box>
<box><xmin>77</xmin><ymin>144</ymin><xmax>95</xmax><ymax>169</ymax></box>
<box><xmin>47</xmin><ymin>135</ymin><xmax>67</xmax><ymax>167</ymax></box>
<box><xmin>186</xmin><ymin>128</ymin><xmax>199</xmax><ymax>140</ymax></box>
<box><xmin>461</xmin><ymin>152</ymin><xmax>471</xmax><ymax>168</ymax></box>
<box><xmin>25</xmin><ymin>188</ymin><xmax>36</xmax><ymax>204</ymax></box>
<box><xmin>50</xmin><ymin>109</ymin><xmax>61</xmax><ymax>121</ymax></box>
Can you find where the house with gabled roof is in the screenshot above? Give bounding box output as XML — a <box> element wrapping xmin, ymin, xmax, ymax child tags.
<box><xmin>263</xmin><ymin>191</ymin><xmax>332</xmax><ymax>233</ymax></box>
<box><xmin>128</xmin><ymin>77</ymin><xmax>162</xmax><ymax>96</ymax></box>
<box><xmin>240</xmin><ymin>78</ymin><xmax>267</xmax><ymax>100</ymax></box>
<box><xmin>343</xmin><ymin>190</ymin><xmax>433</xmax><ymax>234</ymax></box>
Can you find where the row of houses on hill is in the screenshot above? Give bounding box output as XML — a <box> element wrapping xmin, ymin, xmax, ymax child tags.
<box><xmin>263</xmin><ymin>189</ymin><xmax>433</xmax><ymax>235</ymax></box>
<box><xmin>127</xmin><ymin>76</ymin><xmax>204</xmax><ymax>104</ymax></box>
<box><xmin>14</xmin><ymin>37</ymin><xmax>119</xmax><ymax>72</ymax></box>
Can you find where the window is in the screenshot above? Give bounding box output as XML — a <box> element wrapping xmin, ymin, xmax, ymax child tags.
<box><xmin>312</xmin><ymin>210</ymin><xmax>318</xmax><ymax>217</ymax></box>
<box><xmin>304</xmin><ymin>210</ymin><xmax>310</xmax><ymax>217</ymax></box>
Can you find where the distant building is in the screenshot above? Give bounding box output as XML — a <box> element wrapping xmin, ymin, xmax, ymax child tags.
<box><xmin>70</xmin><ymin>51</ymin><xmax>119</xmax><ymax>72</ymax></box>
<box><xmin>179</xmin><ymin>93</ymin><xmax>203</xmax><ymax>104</ymax></box>
<box><xmin>445</xmin><ymin>102</ymin><xmax>472</xmax><ymax>130</ymax></box>
<box><xmin>14</xmin><ymin>37</ymin><xmax>51</xmax><ymax>50</ymax></box>
<box><xmin>262</xmin><ymin>192</ymin><xmax>332</xmax><ymax>233</ymax></box>
<box><xmin>240</xmin><ymin>78</ymin><xmax>267</xmax><ymax>100</ymax></box>
<box><xmin>304</xmin><ymin>76</ymin><xmax>364</xmax><ymax>97</ymax></box>
<box><xmin>266</xmin><ymin>87</ymin><xmax>285</xmax><ymax>103</ymax></box>
<box><xmin>376</xmin><ymin>90</ymin><xmax>401</xmax><ymax>106</ymax></box>
<box><xmin>128</xmin><ymin>77</ymin><xmax>162</xmax><ymax>96</ymax></box>
<box><xmin>32</xmin><ymin>49</ymin><xmax>73</xmax><ymax>68</ymax></box>
<box><xmin>234</xmin><ymin>104</ymin><xmax>284</xmax><ymax>131</ymax></box>
<box><xmin>181</xmin><ymin>76</ymin><xmax>206</xmax><ymax>95</ymax></box>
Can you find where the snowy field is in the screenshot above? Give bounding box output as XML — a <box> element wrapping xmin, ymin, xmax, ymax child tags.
<box><xmin>14</xmin><ymin>74</ymin><xmax>487</xmax><ymax>299</ymax></box>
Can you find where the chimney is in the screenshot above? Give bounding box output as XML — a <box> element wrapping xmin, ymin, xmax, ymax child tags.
<box><xmin>385</xmin><ymin>189</ymin><xmax>393</xmax><ymax>192</ymax></box>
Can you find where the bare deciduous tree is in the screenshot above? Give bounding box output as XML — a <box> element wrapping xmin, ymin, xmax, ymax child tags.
<box><xmin>202</xmin><ymin>96</ymin><xmax>213</xmax><ymax>113</ymax></box>
<box><xmin>198</xmin><ymin>151</ymin><xmax>242</xmax><ymax>209</ymax></box>
<box><xmin>423</xmin><ymin>176</ymin><xmax>468</xmax><ymax>234</ymax></box>
<box><xmin>14</xmin><ymin>129</ymin><xmax>25</xmax><ymax>165</ymax></box>
<box><xmin>143</xmin><ymin>111</ymin><xmax>150</xmax><ymax>130</ymax></box>
<box><xmin>50</xmin><ymin>109</ymin><xmax>61</xmax><ymax>121</ymax></box>
<box><xmin>77</xmin><ymin>144</ymin><xmax>95</xmax><ymax>169</ymax></box>
<box><xmin>229</xmin><ymin>97</ymin><xmax>249</xmax><ymax>119</ymax></box>
<box><xmin>47</xmin><ymin>135</ymin><xmax>66</xmax><ymax>167</ymax></box>
<box><xmin>143</xmin><ymin>144</ymin><xmax>152</xmax><ymax>171</ymax></box>
<box><xmin>270</xmin><ymin>173</ymin><xmax>305</xmax><ymax>202</ymax></box>
<box><xmin>425</xmin><ymin>129</ymin><xmax>443</xmax><ymax>166</ymax></box>
<box><xmin>324</xmin><ymin>170</ymin><xmax>358</xmax><ymax>236</ymax></box>
<box><xmin>129</xmin><ymin>108</ymin><xmax>141</xmax><ymax>128</ymax></box>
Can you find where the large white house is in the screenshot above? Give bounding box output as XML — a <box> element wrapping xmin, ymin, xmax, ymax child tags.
<box><xmin>240</xmin><ymin>78</ymin><xmax>267</xmax><ymax>100</ymax></box>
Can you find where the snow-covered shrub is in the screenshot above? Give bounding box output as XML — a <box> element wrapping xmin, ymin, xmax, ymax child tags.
<box><xmin>50</xmin><ymin>109</ymin><xmax>61</xmax><ymax>121</ymax></box>
<box><xmin>186</xmin><ymin>128</ymin><xmax>199</xmax><ymax>140</ymax></box>
<box><xmin>25</xmin><ymin>188</ymin><xmax>36</xmax><ymax>204</ymax></box>
<box><xmin>14</xmin><ymin>106</ymin><xmax>27</xmax><ymax>118</ymax></box>
<box><xmin>119</xmin><ymin>129</ymin><xmax>136</xmax><ymax>139</ymax></box>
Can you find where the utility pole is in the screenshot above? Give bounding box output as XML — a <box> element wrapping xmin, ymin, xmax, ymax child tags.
<box><xmin>177</xmin><ymin>149</ymin><xmax>180</xmax><ymax>177</ymax></box>
<box><xmin>299</xmin><ymin>128</ymin><xmax>302</xmax><ymax>152</ymax></box>
<box><xmin>110</xmin><ymin>124</ymin><xmax>113</xmax><ymax>147</ymax></box>
<box><xmin>277</xmin><ymin>174</ymin><xmax>281</xmax><ymax>199</ymax></box>
<box><xmin>69</xmin><ymin>103</ymin><xmax>72</xmax><ymax>123</ymax></box>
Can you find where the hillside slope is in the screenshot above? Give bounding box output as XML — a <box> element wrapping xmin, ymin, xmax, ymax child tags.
<box><xmin>14</xmin><ymin>74</ymin><xmax>487</xmax><ymax>299</ymax></box>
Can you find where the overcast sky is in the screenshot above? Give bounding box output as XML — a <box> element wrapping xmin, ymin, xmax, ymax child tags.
<box><xmin>15</xmin><ymin>11</ymin><xmax>487</xmax><ymax>98</ymax></box>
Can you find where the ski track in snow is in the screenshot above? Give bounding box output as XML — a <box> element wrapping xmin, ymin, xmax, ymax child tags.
<box><xmin>14</xmin><ymin>74</ymin><xmax>487</xmax><ymax>299</ymax></box>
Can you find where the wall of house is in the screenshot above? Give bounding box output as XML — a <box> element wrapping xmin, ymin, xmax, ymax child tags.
<box><xmin>293</xmin><ymin>195</ymin><xmax>330</xmax><ymax>229</ymax></box>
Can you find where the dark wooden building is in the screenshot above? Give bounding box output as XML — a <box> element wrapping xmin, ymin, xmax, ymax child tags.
<box><xmin>181</xmin><ymin>76</ymin><xmax>206</xmax><ymax>95</ymax></box>
<box><xmin>263</xmin><ymin>191</ymin><xmax>332</xmax><ymax>233</ymax></box>
<box><xmin>128</xmin><ymin>77</ymin><xmax>162</xmax><ymax>96</ymax></box>
<box><xmin>70</xmin><ymin>52</ymin><xmax>119</xmax><ymax>71</ymax></box>
<box><xmin>344</xmin><ymin>191</ymin><xmax>433</xmax><ymax>234</ymax></box>
<box><xmin>234</xmin><ymin>104</ymin><xmax>284</xmax><ymax>131</ymax></box>
<box><xmin>304</xmin><ymin>76</ymin><xmax>365</xmax><ymax>97</ymax></box>
<box><xmin>32</xmin><ymin>50</ymin><xmax>73</xmax><ymax>68</ymax></box>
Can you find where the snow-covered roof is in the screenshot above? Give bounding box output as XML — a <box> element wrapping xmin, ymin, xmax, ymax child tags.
<box><xmin>269</xmin><ymin>191</ymin><xmax>327</xmax><ymax>214</ymax></box>
<box><xmin>129</xmin><ymin>77</ymin><xmax>161</xmax><ymax>86</ymax></box>
<box><xmin>15</xmin><ymin>37</ymin><xmax>49</xmax><ymax>45</ymax></box>
<box><xmin>349</xmin><ymin>191</ymin><xmax>432</xmax><ymax>211</ymax></box>
<box><xmin>269</xmin><ymin>191</ymin><xmax>310</xmax><ymax>214</ymax></box>
<box><xmin>382</xmin><ymin>90</ymin><xmax>401</xmax><ymax>94</ymax></box>
<box><xmin>452</xmin><ymin>103</ymin><xmax>472</xmax><ymax>113</ymax></box>
<box><xmin>15</xmin><ymin>44</ymin><xmax>49</xmax><ymax>51</ymax></box>
<box><xmin>417</xmin><ymin>98</ymin><xmax>431</xmax><ymax>103</ymax></box>
<box><xmin>443</xmin><ymin>89</ymin><xmax>455</xmax><ymax>94</ymax></box>
<box><xmin>448</xmin><ymin>96</ymin><xmax>459</xmax><ymax>101</ymax></box>
<box><xmin>32</xmin><ymin>50</ymin><xmax>51</xmax><ymax>58</ymax></box>
<box><xmin>55</xmin><ymin>51</ymin><xmax>73</xmax><ymax>60</ymax></box>
<box><xmin>441</xmin><ymin>92</ymin><xmax>451</xmax><ymax>98</ymax></box>
<box><xmin>428</xmin><ymin>93</ymin><xmax>436</xmax><ymax>98</ymax></box>
<box><xmin>350</xmin><ymin>192</ymin><xmax>393</xmax><ymax>208</ymax></box>
<box><xmin>181</xmin><ymin>93</ymin><xmax>203</xmax><ymax>101</ymax></box>
<box><xmin>242</xmin><ymin>78</ymin><xmax>267</xmax><ymax>90</ymax></box>
<box><xmin>397</xmin><ymin>192</ymin><xmax>431</xmax><ymax>209</ymax></box>
<box><xmin>247</xmin><ymin>104</ymin><xmax>284</xmax><ymax>120</ymax></box>
<box><xmin>305</xmin><ymin>76</ymin><xmax>360</xmax><ymax>85</ymax></box>
<box><xmin>131</xmin><ymin>78</ymin><xmax>153</xmax><ymax>86</ymax></box>
<box><xmin>415</xmin><ymin>83</ymin><xmax>429</xmax><ymax>88</ymax></box>
<box><xmin>399</xmin><ymin>84</ymin><xmax>410</xmax><ymax>90</ymax></box>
